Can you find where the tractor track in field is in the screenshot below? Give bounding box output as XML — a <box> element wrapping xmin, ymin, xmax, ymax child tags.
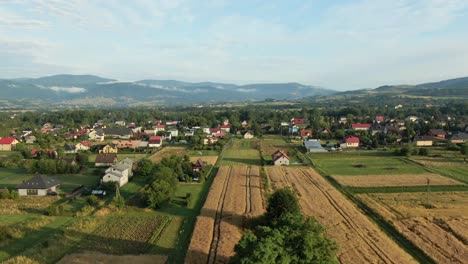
<box><xmin>297</xmin><ymin>168</ymin><xmax>398</xmax><ymax>264</ymax></box>
<box><xmin>207</xmin><ymin>166</ymin><xmax>233</xmax><ymax>264</ymax></box>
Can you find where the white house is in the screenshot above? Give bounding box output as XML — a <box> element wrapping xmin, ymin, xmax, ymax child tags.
<box><xmin>102</xmin><ymin>158</ymin><xmax>133</xmax><ymax>187</ymax></box>
<box><xmin>88</xmin><ymin>129</ymin><xmax>105</xmax><ymax>141</ymax></box>
<box><xmin>272</xmin><ymin>149</ymin><xmax>290</xmax><ymax>166</ymax></box>
<box><xmin>17</xmin><ymin>175</ymin><xmax>61</xmax><ymax>196</ymax></box>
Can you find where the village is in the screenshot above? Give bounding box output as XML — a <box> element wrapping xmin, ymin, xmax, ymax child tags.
<box><xmin>0</xmin><ymin>106</ymin><xmax>467</xmax><ymax>263</ymax></box>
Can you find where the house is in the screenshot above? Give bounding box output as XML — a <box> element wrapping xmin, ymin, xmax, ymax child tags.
<box><xmin>98</xmin><ymin>144</ymin><xmax>118</xmax><ymax>154</ymax></box>
<box><xmin>449</xmin><ymin>133</ymin><xmax>468</xmax><ymax>143</ymax></box>
<box><xmin>351</xmin><ymin>123</ymin><xmax>372</xmax><ymax>131</ymax></box>
<box><xmin>290</xmin><ymin>118</ymin><xmax>306</xmax><ymax>126</ymax></box>
<box><xmin>428</xmin><ymin>129</ymin><xmax>446</xmax><ymax>139</ymax></box>
<box><xmin>300</xmin><ymin>129</ymin><xmax>312</xmax><ymax>138</ymax></box>
<box><xmin>31</xmin><ymin>149</ymin><xmax>57</xmax><ymax>159</ymax></box>
<box><xmin>304</xmin><ymin>140</ymin><xmax>327</xmax><ymax>153</ymax></box>
<box><xmin>154</xmin><ymin>125</ymin><xmax>166</xmax><ymax>133</ymax></box>
<box><xmin>75</xmin><ymin>141</ymin><xmax>91</xmax><ymax>151</ymax></box>
<box><xmin>16</xmin><ymin>174</ymin><xmax>61</xmax><ymax>196</ymax></box>
<box><xmin>272</xmin><ymin>149</ymin><xmax>290</xmax><ymax>166</ymax></box>
<box><xmin>115</xmin><ymin>121</ymin><xmax>126</xmax><ymax>126</ymax></box>
<box><xmin>341</xmin><ymin>136</ymin><xmax>360</xmax><ymax>148</ymax></box>
<box><xmin>95</xmin><ymin>153</ymin><xmax>118</xmax><ymax>167</ymax></box>
<box><xmin>88</xmin><ymin>129</ymin><xmax>105</xmax><ymax>141</ymax></box>
<box><xmin>243</xmin><ymin>131</ymin><xmax>254</xmax><ymax>139</ymax></box>
<box><xmin>168</xmin><ymin>129</ymin><xmax>179</xmax><ymax>137</ymax></box>
<box><xmin>103</xmin><ymin>128</ymin><xmax>133</xmax><ymax>139</ymax></box>
<box><xmin>0</xmin><ymin>137</ymin><xmax>20</xmax><ymax>151</ymax></box>
<box><xmin>375</xmin><ymin>116</ymin><xmax>385</xmax><ymax>123</ymax></box>
<box><xmin>219</xmin><ymin>125</ymin><xmax>231</xmax><ymax>133</ymax></box>
<box><xmin>193</xmin><ymin>159</ymin><xmax>205</xmax><ymax>173</ymax></box>
<box><xmin>204</xmin><ymin>136</ymin><xmax>218</xmax><ymax>145</ymax></box>
<box><xmin>64</xmin><ymin>144</ymin><xmax>77</xmax><ymax>154</ymax></box>
<box><xmin>223</xmin><ymin>119</ymin><xmax>230</xmax><ymax>126</ymax></box>
<box><xmin>166</xmin><ymin>120</ymin><xmax>179</xmax><ymax>126</ymax></box>
<box><xmin>414</xmin><ymin>136</ymin><xmax>433</xmax><ymax>146</ymax></box>
<box><xmin>241</xmin><ymin>121</ymin><xmax>248</xmax><ymax>128</ymax></box>
<box><xmin>148</xmin><ymin>136</ymin><xmax>162</xmax><ymax>148</ymax></box>
<box><xmin>406</xmin><ymin>116</ymin><xmax>418</xmax><ymax>122</ymax></box>
<box><xmin>289</xmin><ymin>125</ymin><xmax>299</xmax><ymax>134</ymax></box>
<box><xmin>102</xmin><ymin>158</ymin><xmax>133</xmax><ymax>187</ymax></box>
<box><xmin>25</xmin><ymin>135</ymin><xmax>36</xmax><ymax>144</ymax></box>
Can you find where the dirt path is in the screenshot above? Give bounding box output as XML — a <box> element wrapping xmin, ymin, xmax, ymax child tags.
<box><xmin>265</xmin><ymin>166</ymin><xmax>416</xmax><ymax>264</ymax></box>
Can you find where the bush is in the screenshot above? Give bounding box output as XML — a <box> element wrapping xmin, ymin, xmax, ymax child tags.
<box><xmin>0</xmin><ymin>188</ymin><xmax>10</xmax><ymax>199</ymax></box>
<box><xmin>47</xmin><ymin>204</ymin><xmax>64</xmax><ymax>216</ymax></box>
<box><xmin>86</xmin><ymin>195</ymin><xmax>99</xmax><ymax>206</ymax></box>
<box><xmin>418</xmin><ymin>148</ymin><xmax>429</xmax><ymax>156</ymax></box>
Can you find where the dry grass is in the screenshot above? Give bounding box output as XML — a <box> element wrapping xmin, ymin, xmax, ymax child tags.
<box><xmin>358</xmin><ymin>192</ymin><xmax>468</xmax><ymax>264</ymax></box>
<box><xmin>265</xmin><ymin>166</ymin><xmax>416</xmax><ymax>264</ymax></box>
<box><xmin>57</xmin><ymin>251</ymin><xmax>167</xmax><ymax>264</ymax></box>
<box><xmin>189</xmin><ymin>156</ymin><xmax>218</xmax><ymax>166</ymax></box>
<box><xmin>0</xmin><ymin>197</ymin><xmax>60</xmax><ymax>215</ymax></box>
<box><xmin>149</xmin><ymin>147</ymin><xmax>188</xmax><ymax>163</ymax></box>
<box><xmin>333</xmin><ymin>173</ymin><xmax>464</xmax><ymax>187</ymax></box>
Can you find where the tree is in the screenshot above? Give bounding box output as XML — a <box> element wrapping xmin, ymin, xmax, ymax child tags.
<box><xmin>135</xmin><ymin>158</ymin><xmax>154</xmax><ymax>177</ymax></box>
<box><xmin>461</xmin><ymin>143</ymin><xmax>468</xmax><ymax>162</ymax></box>
<box><xmin>231</xmin><ymin>188</ymin><xmax>338</xmax><ymax>264</ymax></box>
<box><xmin>265</xmin><ymin>188</ymin><xmax>301</xmax><ymax>223</ymax></box>
<box><xmin>0</xmin><ymin>188</ymin><xmax>10</xmax><ymax>199</ymax></box>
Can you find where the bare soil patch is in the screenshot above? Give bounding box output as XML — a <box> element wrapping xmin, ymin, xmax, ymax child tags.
<box><xmin>333</xmin><ymin>173</ymin><xmax>464</xmax><ymax>187</ymax></box>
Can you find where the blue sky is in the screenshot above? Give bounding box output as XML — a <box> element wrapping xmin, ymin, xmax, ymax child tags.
<box><xmin>1</xmin><ymin>0</ymin><xmax>468</xmax><ymax>90</ymax></box>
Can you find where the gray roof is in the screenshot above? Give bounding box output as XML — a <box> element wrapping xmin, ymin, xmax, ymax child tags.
<box><xmin>103</xmin><ymin>128</ymin><xmax>133</xmax><ymax>136</ymax></box>
<box><xmin>17</xmin><ymin>175</ymin><xmax>61</xmax><ymax>189</ymax></box>
<box><xmin>304</xmin><ymin>140</ymin><xmax>327</xmax><ymax>152</ymax></box>
<box><xmin>450</xmin><ymin>133</ymin><xmax>468</xmax><ymax>140</ymax></box>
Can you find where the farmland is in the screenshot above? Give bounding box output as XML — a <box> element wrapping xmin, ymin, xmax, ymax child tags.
<box><xmin>410</xmin><ymin>156</ymin><xmax>468</xmax><ymax>184</ymax></box>
<box><xmin>358</xmin><ymin>192</ymin><xmax>468</xmax><ymax>263</ymax></box>
<box><xmin>78</xmin><ymin>213</ymin><xmax>171</xmax><ymax>254</ymax></box>
<box><xmin>265</xmin><ymin>166</ymin><xmax>416</xmax><ymax>264</ymax></box>
<box><xmin>333</xmin><ymin>173</ymin><xmax>463</xmax><ymax>187</ymax></box>
<box><xmin>189</xmin><ymin>156</ymin><xmax>218</xmax><ymax>166</ymax></box>
<box><xmin>219</xmin><ymin>139</ymin><xmax>261</xmax><ymax>166</ymax></box>
<box><xmin>186</xmin><ymin>165</ymin><xmax>264</xmax><ymax>263</ymax></box>
<box><xmin>311</xmin><ymin>153</ymin><xmax>427</xmax><ymax>176</ymax></box>
<box><xmin>149</xmin><ymin>146</ymin><xmax>188</xmax><ymax>163</ymax></box>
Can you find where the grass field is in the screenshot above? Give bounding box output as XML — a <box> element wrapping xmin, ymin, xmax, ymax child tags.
<box><xmin>410</xmin><ymin>156</ymin><xmax>468</xmax><ymax>184</ymax></box>
<box><xmin>0</xmin><ymin>168</ymin><xmax>100</xmax><ymax>193</ymax></box>
<box><xmin>88</xmin><ymin>153</ymin><xmax>148</xmax><ymax>163</ymax></box>
<box><xmin>219</xmin><ymin>139</ymin><xmax>261</xmax><ymax>166</ymax></box>
<box><xmin>310</xmin><ymin>153</ymin><xmax>427</xmax><ymax>176</ymax></box>
<box><xmin>149</xmin><ymin>146</ymin><xmax>188</xmax><ymax>163</ymax></box>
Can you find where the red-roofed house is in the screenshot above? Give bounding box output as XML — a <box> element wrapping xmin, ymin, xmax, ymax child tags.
<box><xmin>291</xmin><ymin>118</ymin><xmax>306</xmax><ymax>126</ymax></box>
<box><xmin>219</xmin><ymin>125</ymin><xmax>231</xmax><ymax>133</ymax></box>
<box><xmin>148</xmin><ymin>136</ymin><xmax>162</xmax><ymax>148</ymax></box>
<box><xmin>76</xmin><ymin>141</ymin><xmax>92</xmax><ymax>151</ymax></box>
<box><xmin>0</xmin><ymin>137</ymin><xmax>20</xmax><ymax>151</ymax></box>
<box><xmin>154</xmin><ymin>125</ymin><xmax>166</xmax><ymax>133</ymax></box>
<box><xmin>342</xmin><ymin>136</ymin><xmax>360</xmax><ymax>148</ymax></box>
<box><xmin>428</xmin><ymin>129</ymin><xmax>446</xmax><ymax>139</ymax></box>
<box><xmin>271</xmin><ymin>149</ymin><xmax>290</xmax><ymax>166</ymax></box>
<box><xmin>375</xmin><ymin>116</ymin><xmax>384</xmax><ymax>123</ymax></box>
<box><xmin>351</xmin><ymin>123</ymin><xmax>372</xmax><ymax>131</ymax></box>
<box><xmin>300</xmin><ymin>129</ymin><xmax>312</xmax><ymax>138</ymax></box>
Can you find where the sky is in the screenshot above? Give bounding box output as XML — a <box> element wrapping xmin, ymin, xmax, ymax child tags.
<box><xmin>1</xmin><ymin>0</ymin><xmax>468</xmax><ymax>90</ymax></box>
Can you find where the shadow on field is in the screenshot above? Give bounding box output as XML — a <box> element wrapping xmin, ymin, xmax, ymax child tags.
<box><xmin>0</xmin><ymin>226</ymin><xmax>169</xmax><ymax>263</ymax></box>
<box><xmin>185</xmin><ymin>249</ymin><xmax>230</xmax><ymax>264</ymax></box>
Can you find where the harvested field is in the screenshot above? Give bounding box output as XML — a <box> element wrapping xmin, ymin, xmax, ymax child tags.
<box><xmin>358</xmin><ymin>192</ymin><xmax>468</xmax><ymax>264</ymax></box>
<box><xmin>58</xmin><ymin>251</ymin><xmax>167</xmax><ymax>264</ymax></box>
<box><xmin>333</xmin><ymin>173</ymin><xmax>464</xmax><ymax>187</ymax></box>
<box><xmin>149</xmin><ymin>147</ymin><xmax>187</xmax><ymax>163</ymax></box>
<box><xmin>265</xmin><ymin>166</ymin><xmax>416</xmax><ymax>264</ymax></box>
<box><xmin>219</xmin><ymin>140</ymin><xmax>261</xmax><ymax>166</ymax></box>
<box><xmin>186</xmin><ymin>165</ymin><xmax>264</xmax><ymax>264</ymax></box>
<box><xmin>189</xmin><ymin>156</ymin><xmax>219</xmax><ymax>166</ymax></box>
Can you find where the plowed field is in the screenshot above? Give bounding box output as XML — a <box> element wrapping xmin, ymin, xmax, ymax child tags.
<box><xmin>186</xmin><ymin>165</ymin><xmax>264</xmax><ymax>264</ymax></box>
<box><xmin>358</xmin><ymin>192</ymin><xmax>468</xmax><ymax>264</ymax></box>
<box><xmin>333</xmin><ymin>173</ymin><xmax>463</xmax><ymax>187</ymax></box>
<box><xmin>265</xmin><ymin>166</ymin><xmax>416</xmax><ymax>264</ymax></box>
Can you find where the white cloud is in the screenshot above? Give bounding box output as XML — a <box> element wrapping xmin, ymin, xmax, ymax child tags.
<box><xmin>49</xmin><ymin>86</ymin><xmax>86</xmax><ymax>93</ymax></box>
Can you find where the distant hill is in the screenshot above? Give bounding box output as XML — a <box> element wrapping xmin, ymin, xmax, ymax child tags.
<box><xmin>0</xmin><ymin>74</ymin><xmax>335</xmax><ymax>107</ymax></box>
<box><xmin>301</xmin><ymin>76</ymin><xmax>468</xmax><ymax>105</ymax></box>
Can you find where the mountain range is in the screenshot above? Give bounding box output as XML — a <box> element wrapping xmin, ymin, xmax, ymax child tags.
<box><xmin>0</xmin><ymin>74</ymin><xmax>467</xmax><ymax>108</ymax></box>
